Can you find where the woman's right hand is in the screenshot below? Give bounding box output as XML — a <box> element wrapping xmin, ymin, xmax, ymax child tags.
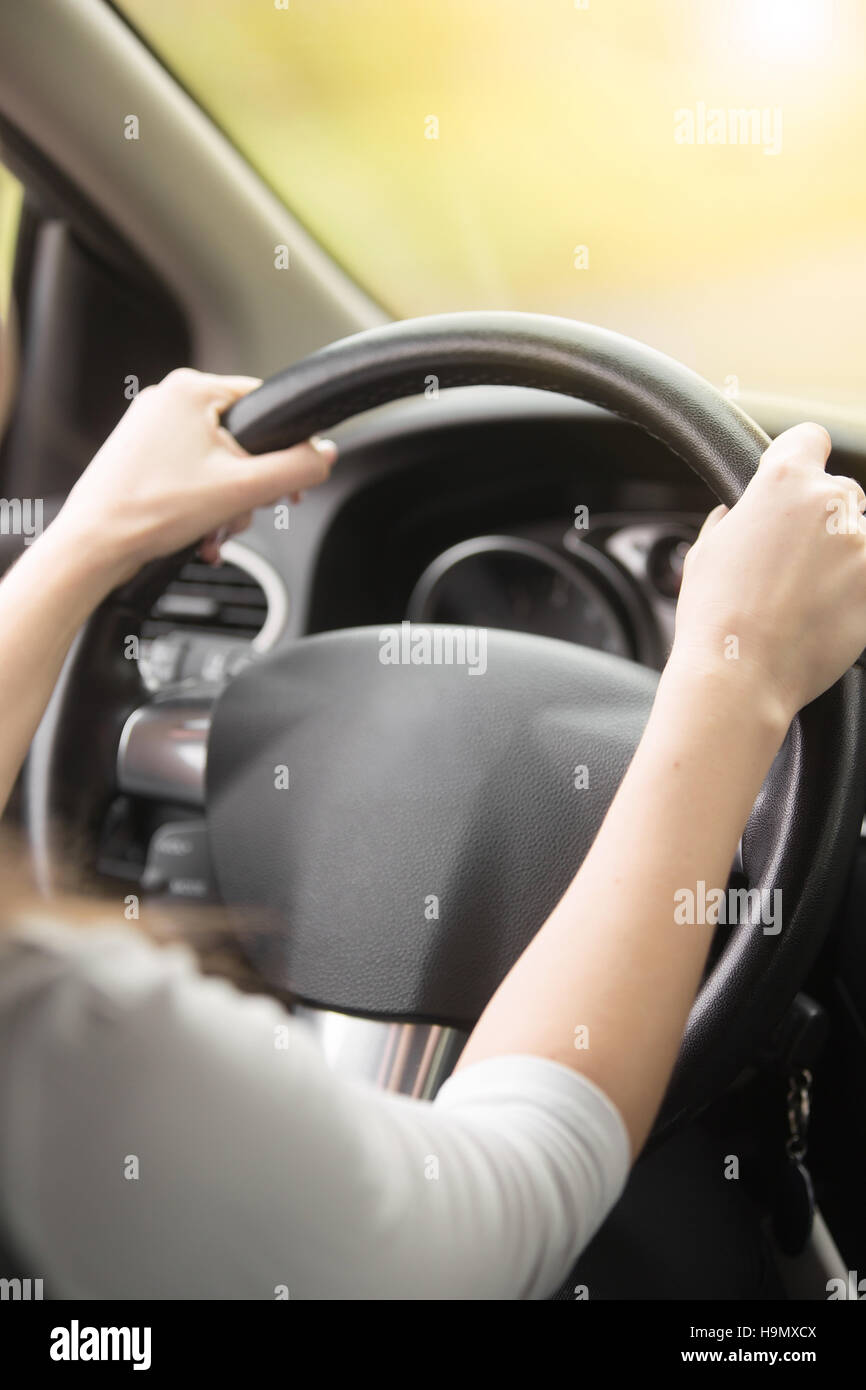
<box><xmin>53</xmin><ymin>368</ymin><xmax>337</xmax><ymax>590</ymax></box>
<box><xmin>670</xmin><ymin>422</ymin><xmax>866</xmax><ymax>726</ymax></box>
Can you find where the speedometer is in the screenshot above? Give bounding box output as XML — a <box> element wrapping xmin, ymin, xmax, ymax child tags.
<box><xmin>406</xmin><ymin>536</ymin><xmax>635</xmax><ymax>658</ymax></box>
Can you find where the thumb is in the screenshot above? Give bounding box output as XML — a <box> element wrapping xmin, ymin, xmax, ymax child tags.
<box><xmin>695</xmin><ymin>503</ymin><xmax>728</xmax><ymax>540</ymax></box>
<box><xmin>227</xmin><ymin>436</ymin><xmax>338</xmax><ymax>509</ymax></box>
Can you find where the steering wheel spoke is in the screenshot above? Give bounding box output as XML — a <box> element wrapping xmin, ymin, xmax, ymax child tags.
<box><xmin>117</xmin><ymin>695</ymin><xmax>212</xmax><ymax>806</ymax></box>
<box><xmin>27</xmin><ymin>312</ymin><xmax>866</xmax><ymax>1134</ymax></box>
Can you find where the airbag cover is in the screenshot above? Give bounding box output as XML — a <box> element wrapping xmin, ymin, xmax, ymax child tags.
<box><xmin>206</xmin><ymin>626</ymin><xmax>658</xmax><ymax>1025</ymax></box>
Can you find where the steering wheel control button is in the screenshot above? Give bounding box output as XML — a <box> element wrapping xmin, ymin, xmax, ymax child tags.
<box><xmin>224</xmin><ymin>648</ymin><xmax>255</xmax><ymax>677</ymax></box>
<box><xmin>195</xmin><ymin>643</ymin><xmax>255</xmax><ymax>684</ymax></box>
<box><xmin>141</xmin><ymin>820</ymin><xmax>217</xmax><ymax>900</ymax></box>
<box><xmin>117</xmin><ymin>701</ymin><xmax>211</xmax><ymax>805</ymax></box>
<box><xmin>140</xmin><ymin>636</ymin><xmax>186</xmax><ymax>689</ymax></box>
<box><xmin>199</xmin><ymin>645</ymin><xmax>232</xmax><ymax>684</ymax></box>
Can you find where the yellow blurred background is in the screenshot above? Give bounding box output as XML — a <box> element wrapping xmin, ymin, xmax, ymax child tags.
<box><xmin>0</xmin><ymin>165</ymin><xmax>22</xmax><ymax>320</ymax></box>
<box><xmin>33</xmin><ymin>1</ymin><xmax>866</xmax><ymax>403</ymax></box>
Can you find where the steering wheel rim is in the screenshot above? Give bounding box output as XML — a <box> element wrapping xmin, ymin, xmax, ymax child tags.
<box><xmin>27</xmin><ymin>312</ymin><xmax>866</xmax><ymax>1138</ymax></box>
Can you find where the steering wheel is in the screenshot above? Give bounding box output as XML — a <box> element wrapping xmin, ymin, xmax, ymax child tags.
<box><xmin>26</xmin><ymin>312</ymin><xmax>866</xmax><ymax>1138</ymax></box>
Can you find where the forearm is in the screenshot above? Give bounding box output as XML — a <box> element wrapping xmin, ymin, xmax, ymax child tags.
<box><xmin>458</xmin><ymin>655</ymin><xmax>791</xmax><ymax>1154</ymax></box>
<box><xmin>0</xmin><ymin>371</ymin><xmax>335</xmax><ymax>823</ymax></box>
<box><xmin>0</xmin><ymin>519</ymin><xmax>121</xmax><ymax>817</ymax></box>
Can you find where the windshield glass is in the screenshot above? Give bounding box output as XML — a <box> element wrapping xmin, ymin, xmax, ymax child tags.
<box><xmin>117</xmin><ymin>0</ymin><xmax>866</xmax><ymax>406</ymax></box>
<box><xmin>0</xmin><ymin>162</ymin><xmax>21</xmax><ymax>320</ymax></box>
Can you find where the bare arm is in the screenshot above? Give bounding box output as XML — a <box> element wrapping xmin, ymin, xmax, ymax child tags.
<box><xmin>459</xmin><ymin>423</ymin><xmax>866</xmax><ymax>1154</ymax></box>
<box><xmin>456</xmin><ymin>653</ymin><xmax>784</xmax><ymax>1155</ymax></box>
<box><xmin>0</xmin><ymin>370</ymin><xmax>336</xmax><ymax>816</ymax></box>
<box><xmin>1</xmin><ymin>381</ymin><xmax>862</xmax><ymax>1169</ymax></box>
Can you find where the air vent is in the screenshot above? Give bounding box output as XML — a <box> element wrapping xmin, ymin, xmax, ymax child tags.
<box><xmin>138</xmin><ymin>542</ymin><xmax>288</xmax><ymax>690</ymax></box>
<box><xmin>142</xmin><ymin>557</ymin><xmax>268</xmax><ymax>643</ymax></box>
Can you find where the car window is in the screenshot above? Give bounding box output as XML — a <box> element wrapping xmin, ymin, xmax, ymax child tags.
<box><xmin>0</xmin><ymin>161</ymin><xmax>22</xmax><ymax>321</ymax></box>
<box><xmin>0</xmin><ymin>160</ymin><xmax>22</xmax><ymax>440</ymax></box>
<box><xmin>116</xmin><ymin>0</ymin><xmax>866</xmax><ymax>407</ymax></box>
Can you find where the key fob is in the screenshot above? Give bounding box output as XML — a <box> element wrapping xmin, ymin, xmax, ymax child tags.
<box><xmin>772</xmin><ymin>1156</ymin><xmax>815</xmax><ymax>1256</ymax></box>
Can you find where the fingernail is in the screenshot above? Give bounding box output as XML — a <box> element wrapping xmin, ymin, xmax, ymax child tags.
<box><xmin>311</xmin><ymin>436</ymin><xmax>338</xmax><ymax>461</ymax></box>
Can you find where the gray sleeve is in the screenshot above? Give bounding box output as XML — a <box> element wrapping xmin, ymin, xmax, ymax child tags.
<box><xmin>0</xmin><ymin>921</ymin><xmax>631</xmax><ymax>1300</ymax></box>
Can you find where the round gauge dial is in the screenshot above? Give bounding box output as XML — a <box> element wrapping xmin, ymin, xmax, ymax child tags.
<box><xmin>407</xmin><ymin>536</ymin><xmax>633</xmax><ymax>658</ymax></box>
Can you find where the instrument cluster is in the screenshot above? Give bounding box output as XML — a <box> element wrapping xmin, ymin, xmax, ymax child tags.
<box><xmin>407</xmin><ymin>514</ymin><xmax>704</xmax><ymax>670</ymax></box>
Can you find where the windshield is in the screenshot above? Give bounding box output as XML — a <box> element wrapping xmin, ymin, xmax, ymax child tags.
<box><xmin>117</xmin><ymin>0</ymin><xmax>866</xmax><ymax>407</ymax></box>
<box><xmin>0</xmin><ymin>162</ymin><xmax>21</xmax><ymax>320</ymax></box>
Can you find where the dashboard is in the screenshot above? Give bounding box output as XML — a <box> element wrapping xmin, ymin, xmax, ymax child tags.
<box><xmin>97</xmin><ymin>383</ymin><xmax>866</xmax><ymax>1228</ymax></box>
<box><xmin>404</xmin><ymin>517</ymin><xmax>699</xmax><ymax>668</ymax></box>
<box><xmin>138</xmin><ymin>512</ymin><xmax>697</xmax><ymax>693</ymax></box>
<box><xmin>121</xmin><ymin>388</ymin><xmax>719</xmax><ymax>895</ymax></box>
<box><xmin>137</xmin><ymin>388</ymin><xmax>720</xmax><ymax>694</ymax></box>
<box><xmin>133</xmin><ymin>384</ymin><xmax>866</xmax><ymax>707</ymax></box>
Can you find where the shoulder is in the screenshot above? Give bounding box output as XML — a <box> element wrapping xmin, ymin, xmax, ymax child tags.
<box><xmin>0</xmin><ymin>916</ymin><xmax>199</xmax><ymax>1012</ymax></box>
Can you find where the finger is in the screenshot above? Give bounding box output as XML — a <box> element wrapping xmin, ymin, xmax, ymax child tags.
<box><xmin>759</xmin><ymin>421</ymin><xmax>832</xmax><ymax>474</ymax></box>
<box><xmin>162</xmin><ymin>368</ymin><xmax>263</xmax><ymax>404</ymax></box>
<box><xmin>695</xmin><ymin>503</ymin><xmax>728</xmax><ymax>540</ymax></box>
<box><xmin>227</xmin><ymin>437</ymin><xmax>337</xmax><ymax>509</ymax></box>
<box><xmin>226</xmin><ymin>511</ymin><xmax>253</xmax><ymax>538</ymax></box>
<box><xmin>213</xmin><ymin>423</ymin><xmax>255</xmax><ymax>458</ymax></box>
<box><xmin>205</xmin><ymin>378</ymin><xmax>267</xmax><ymax>432</ymax></box>
<box><xmin>197</xmin><ymin>510</ymin><xmax>253</xmax><ymax>563</ymax></box>
<box><xmin>206</xmin><ymin>375</ymin><xmax>264</xmax><ymax>404</ymax></box>
<box><xmin>197</xmin><ymin>533</ymin><xmax>226</xmax><ymax>566</ymax></box>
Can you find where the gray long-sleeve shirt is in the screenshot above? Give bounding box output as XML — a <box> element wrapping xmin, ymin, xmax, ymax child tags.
<box><xmin>0</xmin><ymin>918</ymin><xmax>630</xmax><ymax>1300</ymax></box>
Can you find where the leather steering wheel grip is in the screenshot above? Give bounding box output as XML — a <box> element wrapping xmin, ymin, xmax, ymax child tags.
<box><xmin>27</xmin><ymin>312</ymin><xmax>866</xmax><ymax>1142</ymax></box>
<box><xmin>219</xmin><ymin>312</ymin><xmax>866</xmax><ymax>1134</ymax></box>
<box><xmin>223</xmin><ymin>311</ymin><xmax>770</xmax><ymax>506</ymax></box>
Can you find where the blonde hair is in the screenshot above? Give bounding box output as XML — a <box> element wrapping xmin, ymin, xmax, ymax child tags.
<box><xmin>0</xmin><ymin>828</ymin><xmax>288</xmax><ymax>1000</ymax></box>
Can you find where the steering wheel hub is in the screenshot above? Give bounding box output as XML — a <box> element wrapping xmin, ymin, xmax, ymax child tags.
<box><xmin>206</xmin><ymin>626</ymin><xmax>659</xmax><ymax>1024</ymax></box>
<box><xmin>28</xmin><ymin>311</ymin><xmax>866</xmax><ymax>1137</ymax></box>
